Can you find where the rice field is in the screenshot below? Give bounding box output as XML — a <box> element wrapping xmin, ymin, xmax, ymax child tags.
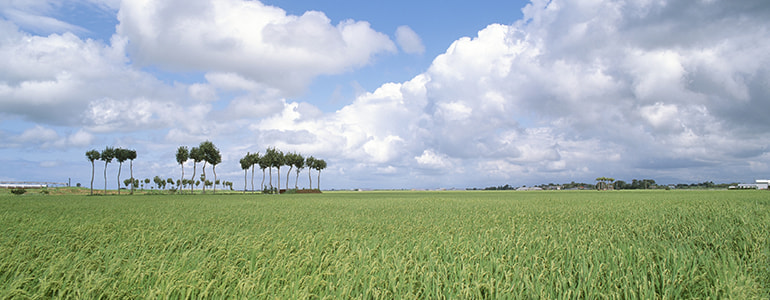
<box><xmin>1</xmin><ymin>190</ymin><xmax>768</xmax><ymax>298</ymax></box>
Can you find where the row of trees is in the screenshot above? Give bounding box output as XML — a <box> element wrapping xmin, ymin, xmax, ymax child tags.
<box><xmin>614</xmin><ymin>179</ymin><xmax>657</xmax><ymax>190</ymax></box>
<box><xmin>86</xmin><ymin>147</ymin><xmax>137</xmax><ymax>195</ymax></box>
<box><xmin>595</xmin><ymin>177</ymin><xmax>615</xmax><ymax>190</ymax></box>
<box><xmin>238</xmin><ymin>147</ymin><xmax>327</xmax><ymax>193</ymax></box>
<box><xmin>175</xmin><ymin>141</ymin><xmax>222</xmax><ymax>194</ymax></box>
<box><xmin>88</xmin><ymin>141</ymin><xmax>328</xmax><ymax>196</ymax></box>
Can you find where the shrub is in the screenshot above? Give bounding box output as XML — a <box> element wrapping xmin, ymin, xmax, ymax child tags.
<box><xmin>10</xmin><ymin>188</ymin><xmax>26</xmax><ymax>195</ymax></box>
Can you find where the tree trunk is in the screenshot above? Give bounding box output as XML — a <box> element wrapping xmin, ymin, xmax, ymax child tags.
<box><xmin>250</xmin><ymin>166</ymin><xmax>254</xmax><ymax>193</ymax></box>
<box><xmin>190</xmin><ymin>162</ymin><xmax>196</xmax><ymax>194</ymax></box>
<box><xmin>276</xmin><ymin>167</ymin><xmax>280</xmax><ymax>192</ymax></box>
<box><xmin>295</xmin><ymin>170</ymin><xmax>300</xmax><ymax>189</ymax></box>
<box><xmin>117</xmin><ymin>162</ymin><xmax>122</xmax><ymax>195</ymax></box>
<box><xmin>244</xmin><ymin>170</ymin><xmax>247</xmax><ymax>194</ymax></box>
<box><xmin>286</xmin><ymin>166</ymin><xmax>292</xmax><ymax>190</ymax></box>
<box><xmin>130</xmin><ymin>160</ymin><xmax>134</xmax><ymax>195</ymax></box>
<box><xmin>180</xmin><ymin>162</ymin><xmax>184</xmax><ymax>195</ymax></box>
<box><xmin>202</xmin><ymin>162</ymin><xmax>207</xmax><ymax>194</ymax></box>
<box><xmin>308</xmin><ymin>169</ymin><xmax>312</xmax><ymax>190</ymax></box>
<box><xmin>103</xmin><ymin>161</ymin><xmax>108</xmax><ymax>195</ymax></box>
<box><xmin>268</xmin><ymin>167</ymin><xmax>273</xmax><ymax>190</ymax></box>
<box><xmin>213</xmin><ymin>165</ymin><xmax>217</xmax><ymax>194</ymax></box>
<box><xmin>261</xmin><ymin>169</ymin><xmax>266</xmax><ymax>191</ymax></box>
<box><xmin>317</xmin><ymin>170</ymin><xmax>321</xmax><ymax>190</ymax></box>
<box><xmin>90</xmin><ymin>161</ymin><xmax>95</xmax><ymax>195</ymax></box>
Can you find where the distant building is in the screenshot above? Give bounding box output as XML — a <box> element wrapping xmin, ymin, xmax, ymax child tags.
<box><xmin>516</xmin><ymin>186</ymin><xmax>543</xmax><ymax>191</ymax></box>
<box><xmin>730</xmin><ymin>180</ymin><xmax>769</xmax><ymax>190</ymax></box>
<box><xmin>0</xmin><ymin>183</ymin><xmax>47</xmax><ymax>189</ymax></box>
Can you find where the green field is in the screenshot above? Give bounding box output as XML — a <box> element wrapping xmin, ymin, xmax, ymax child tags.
<box><xmin>1</xmin><ymin>190</ymin><xmax>768</xmax><ymax>298</ymax></box>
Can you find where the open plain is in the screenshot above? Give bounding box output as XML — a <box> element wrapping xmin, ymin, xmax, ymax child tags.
<box><xmin>1</xmin><ymin>190</ymin><xmax>768</xmax><ymax>298</ymax></box>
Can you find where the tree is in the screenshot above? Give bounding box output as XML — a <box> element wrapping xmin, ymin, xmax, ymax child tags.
<box><xmin>595</xmin><ymin>177</ymin><xmax>615</xmax><ymax>190</ymax></box>
<box><xmin>615</xmin><ymin>180</ymin><xmax>627</xmax><ymax>190</ymax></box>
<box><xmin>262</xmin><ymin>147</ymin><xmax>281</xmax><ymax>191</ymax></box>
<box><xmin>240</xmin><ymin>153</ymin><xmax>251</xmax><ymax>194</ymax></box>
<box><xmin>258</xmin><ymin>154</ymin><xmax>269</xmax><ymax>190</ymax></box>
<box><xmin>210</xmin><ymin>149</ymin><xmax>222</xmax><ymax>193</ymax></box>
<box><xmin>176</xmin><ymin>146</ymin><xmax>189</xmax><ymax>194</ymax></box>
<box><xmin>270</xmin><ymin>148</ymin><xmax>285</xmax><ymax>192</ymax></box>
<box><xmin>189</xmin><ymin>146</ymin><xmax>204</xmax><ymax>193</ymax></box>
<box><xmin>283</xmin><ymin>152</ymin><xmax>299</xmax><ymax>190</ymax></box>
<box><xmin>314</xmin><ymin>159</ymin><xmax>327</xmax><ymax>190</ymax></box>
<box><xmin>154</xmin><ymin>176</ymin><xmax>163</xmax><ymax>190</ymax></box>
<box><xmin>293</xmin><ymin>153</ymin><xmax>305</xmax><ymax>189</ymax></box>
<box><xmin>86</xmin><ymin>149</ymin><xmax>100</xmax><ymax>195</ymax></box>
<box><xmin>114</xmin><ymin>148</ymin><xmax>131</xmax><ymax>195</ymax></box>
<box><xmin>127</xmin><ymin>149</ymin><xmax>137</xmax><ymax>194</ymax></box>
<box><xmin>306</xmin><ymin>156</ymin><xmax>316</xmax><ymax>189</ymax></box>
<box><xmin>100</xmin><ymin>147</ymin><xmax>115</xmax><ymax>195</ymax></box>
<box><xmin>249</xmin><ymin>152</ymin><xmax>260</xmax><ymax>193</ymax></box>
<box><xmin>198</xmin><ymin>141</ymin><xmax>220</xmax><ymax>194</ymax></box>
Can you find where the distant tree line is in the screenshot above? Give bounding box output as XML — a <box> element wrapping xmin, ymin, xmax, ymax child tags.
<box><xmin>472</xmin><ymin>179</ymin><xmax>739</xmax><ymax>191</ymax></box>
<box><xmin>613</xmin><ymin>179</ymin><xmax>656</xmax><ymax>190</ymax></box>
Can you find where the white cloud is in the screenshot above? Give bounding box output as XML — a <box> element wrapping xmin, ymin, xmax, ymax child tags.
<box><xmin>395</xmin><ymin>25</ymin><xmax>425</xmax><ymax>54</ymax></box>
<box><xmin>2</xmin><ymin>0</ymin><xmax>770</xmax><ymax>189</ymax></box>
<box><xmin>1</xmin><ymin>8</ymin><xmax>87</xmax><ymax>34</ymax></box>
<box><xmin>415</xmin><ymin>149</ymin><xmax>453</xmax><ymax>170</ymax></box>
<box><xmin>11</xmin><ymin>125</ymin><xmax>94</xmax><ymax>149</ymax></box>
<box><xmin>247</xmin><ymin>0</ymin><xmax>770</xmax><ymax>187</ymax></box>
<box><xmin>116</xmin><ymin>0</ymin><xmax>397</xmax><ymax>95</ymax></box>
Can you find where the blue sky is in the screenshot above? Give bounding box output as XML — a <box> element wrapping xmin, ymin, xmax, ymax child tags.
<box><xmin>1</xmin><ymin>0</ymin><xmax>769</xmax><ymax>190</ymax></box>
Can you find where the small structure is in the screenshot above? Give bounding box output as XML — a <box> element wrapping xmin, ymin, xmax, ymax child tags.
<box><xmin>0</xmin><ymin>183</ymin><xmax>47</xmax><ymax>189</ymax></box>
<box><xmin>0</xmin><ymin>181</ymin><xmax>66</xmax><ymax>189</ymax></box>
<box><xmin>516</xmin><ymin>186</ymin><xmax>543</xmax><ymax>191</ymax></box>
<box><xmin>730</xmin><ymin>180</ymin><xmax>769</xmax><ymax>190</ymax></box>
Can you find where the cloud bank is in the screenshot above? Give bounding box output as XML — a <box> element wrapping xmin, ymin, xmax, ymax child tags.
<box><xmin>117</xmin><ymin>0</ymin><xmax>396</xmax><ymax>95</ymax></box>
<box><xmin>249</xmin><ymin>0</ymin><xmax>770</xmax><ymax>187</ymax></box>
<box><xmin>1</xmin><ymin>0</ymin><xmax>769</xmax><ymax>188</ymax></box>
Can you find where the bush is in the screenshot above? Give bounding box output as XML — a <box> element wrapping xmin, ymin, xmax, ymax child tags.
<box><xmin>10</xmin><ymin>188</ymin><xmax>26</xmax><ymax>195</ymax></box>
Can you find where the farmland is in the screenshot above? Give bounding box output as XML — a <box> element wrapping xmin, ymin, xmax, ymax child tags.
<box><xmin>1</xmin><ymin>190</ymin><xmax>768</xmax><ymax>298</ymax></box>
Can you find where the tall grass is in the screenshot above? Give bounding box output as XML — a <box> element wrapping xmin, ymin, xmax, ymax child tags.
<box><xmin>0</xmin><ymin>191</ymin><xmax>768</xmax><ymax>298</ymax></box>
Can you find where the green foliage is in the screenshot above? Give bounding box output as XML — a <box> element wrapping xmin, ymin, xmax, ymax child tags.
<box><xmin>176</xmin><ymin>146</ymin><xmax>189</xmax><ymax>165</ymax></box>
<box><xmin>262</xmin><ymin>186</ymin><xmax>278</xmax><ymax>194</ymax></box>
<box><xmin>85</xmin><ymin>150</ymin><xmax>100</xmax><ymax>162</ymax></box>
<box><xmin>10</xmin><ymin>188</ymin><xmax>26</xmax><ymax>195</ymax></box>
<box><xmin>5</xmin><ymin>191</ymin><xmax>767</xmax><ymax>298</ymax></box>
<box><xmin>100</xmin><ymin>147</ymin><xmax>115</xmax><ymax>163</ymax></box>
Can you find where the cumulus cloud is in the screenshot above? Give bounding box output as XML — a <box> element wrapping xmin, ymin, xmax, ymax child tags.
<box><xmin>2</xmin><ymin>0</ymin><xmax>770</xmax><ymax>188</ymax></box>
<box><xmin>116</xmin><ymin>0</ymin><xmax>397</xmax><ymax>95</ymax></box>
<box><xmin>395</xmin><ymin>25</ymin><xmax>425</xmax><ymax>54</ymax></box>
<box><xmin>9</xmin><ymin>125</ymin><xmax>94</xmax><ymax>149</ymax></box>
<box><xmin>247</xmin><ymin>0</ymin><xmax>770</xmax><ymax>187</ymax></box>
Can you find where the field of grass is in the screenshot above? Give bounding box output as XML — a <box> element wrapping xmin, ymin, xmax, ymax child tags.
<box><xmin>1</xmin><ymin>190</ymin><xmax>768</xmax><ymax>298</ymax></box>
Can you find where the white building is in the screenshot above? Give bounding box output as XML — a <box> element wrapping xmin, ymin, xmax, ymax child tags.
<box><xmin>732</xmin><ymin>180</ymin><xmax>769</xmax><ymax>190</ymax></box>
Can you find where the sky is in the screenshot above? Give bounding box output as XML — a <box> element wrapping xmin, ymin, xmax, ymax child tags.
<box><xmin>1</xmin><ymin>0</ymin><xmax>769</xmax><ymax>190</ymax></box>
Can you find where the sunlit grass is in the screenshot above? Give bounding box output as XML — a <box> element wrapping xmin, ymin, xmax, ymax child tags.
<box><xmin>1</xmin><ymin>190</ymin><xmax>768</xmax><ymax>298</ymax></box>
